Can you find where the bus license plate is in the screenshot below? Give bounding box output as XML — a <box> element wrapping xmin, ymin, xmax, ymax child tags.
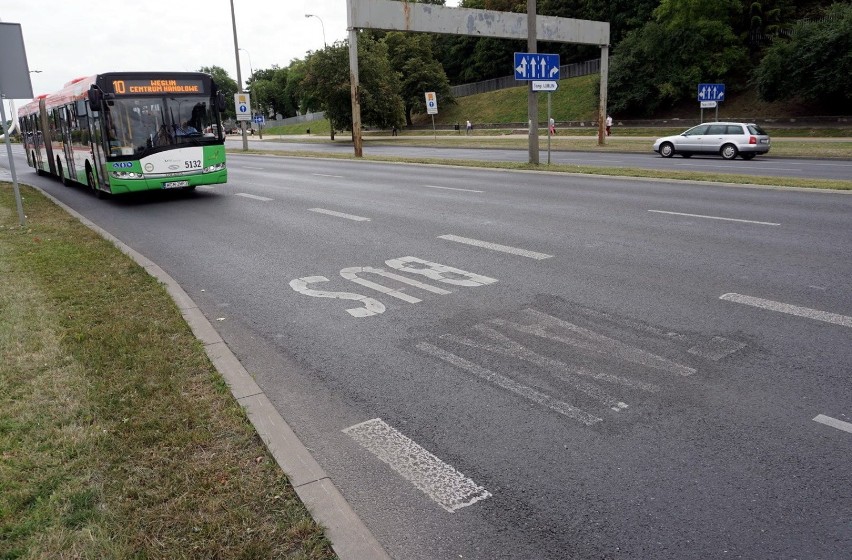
<box><xmin>163</xmin><ymin>180</ymin><xmax>190</xmax><ymax>189</ymax></box>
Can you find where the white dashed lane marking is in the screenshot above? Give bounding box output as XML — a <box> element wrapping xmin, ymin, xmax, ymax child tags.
<box><xmin>234</xmin><ymin>192</ymin><xmax>273</xmax><ymax>201</ymax></box>
<box><xmin>312</xmin><ymin>173</ymin><xmax>344</xmax><ymax>178</ymax></box>
<box><xmin>344</xmin><ymin>418</ymin><xmax>491</xmax><ymax>512</ymax></box>
<box><xmin>423</xmin><ymin>185</ymin><xmax>483</xmax><ymax>193</ymax></box>
<box><xmin>439</xmin><ymin>234</ymin><xmax>553</xmax><ymax>260</ymax></box>
<box><xmin>309</xmin><ymin>208</ymin><xmax>371</xmax><ymax>221</ymax></box>
<box><xmin>813</xmin><ymin>414</ymin><xmax>852</xmax><ymax>434</ymax></box>
<box><xmin>720</xmin><ymin>293</ymin><xmax>852</xmax><ymax>328</ymax></box>
<box><xmin>649</xmin><ymin>210</ymin><xmax>780</xmax><ymax>226</ymax></box>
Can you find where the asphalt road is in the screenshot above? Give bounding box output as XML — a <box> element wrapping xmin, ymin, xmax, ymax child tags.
<box><xmin>226</xmin><ymin>136</ymin><xmax>852</xmax><ymax>181</ymax></box>
<box><xmin>3</xmin><ymin>147</ymin><xmax>851</xmax><ymax>560</ymax></box>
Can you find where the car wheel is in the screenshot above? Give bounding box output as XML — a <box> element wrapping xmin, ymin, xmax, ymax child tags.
<box><xmin>740</xmin><ymin>153</ymin><xmax>756</xmax><ymax>160</ymax></box>
<box><xmin>721</xmin><ymin>143</ymin><xmax>738</xmax><ymax>160</ymax></box>
<box><xmin>659</xmin><ymin>142</ymin><xmax>675</xmax><ymax>158</ymax></box>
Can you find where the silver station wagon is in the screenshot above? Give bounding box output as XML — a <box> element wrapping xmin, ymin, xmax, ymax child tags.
<box><xmin>653</xmin><ymin>122</ymin><xmax>771</xmax><ymax>160</ymax></box>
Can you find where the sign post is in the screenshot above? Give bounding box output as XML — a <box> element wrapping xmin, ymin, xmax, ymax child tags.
<box><xmin>0</xmin><ymin>22</ymin><xmax>35</xmax><ymax>227</ymax></box>
<box><xmin>698</xmin><ymin>83</ymin><xmax>725</xmax><ymax>122</ymax></box>
<box><xmin>424</xmin><ymin>91</ymin><xmax>438</xmax><ymax>141</ymax></box>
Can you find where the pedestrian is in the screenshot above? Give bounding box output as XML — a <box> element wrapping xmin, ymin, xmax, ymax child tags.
<box><xmin>392</xmin><ymin>125</ymin><xmax>398</xmax><ymax>136</ymax></box>
<box><xmin>605</xmin><ymin>114</ymin><xmax>613</xmax><ymax>136</ymax></box>
<box><xmin>549</xmin><ymin>117</ymin><xmax>556</xmax><ymax>136</ymax></box>
<box><xmin>466</xmin><ymin>120</ymin><xmax>472</xmax><ymax>135</ymax></box>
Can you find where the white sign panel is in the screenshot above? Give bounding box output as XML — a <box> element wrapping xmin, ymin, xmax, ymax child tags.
<box><xmin>532</xmin><ymin>81</ymin><xmax>559</xmax><ymax>92</ymax></box>
<box><xmin>425</xmin><ymin>91</ymin><xmax>438</xmax><ymax>115</ymax></box>
<box><xmin>700</xmin><ymin>100</ymin><xmax>717</xmax><ymax>108</ymax></box>
<box><xmin>234</xmin><ymin>93</ymin><xmax>251</xmax><ymax>121</ymax></box>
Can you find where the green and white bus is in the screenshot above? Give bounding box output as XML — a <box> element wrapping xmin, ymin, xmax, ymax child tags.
<box><xmin>18</xmin><ymin>71</ymin><xmax>228</xmax><ymax>197</ymax></box>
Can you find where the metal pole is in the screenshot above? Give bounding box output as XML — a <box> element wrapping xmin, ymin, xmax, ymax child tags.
<box><xmin>431</xmin><ymin>114</ymin><xmax>436</xmax><ymax>141</ymax></box>
<box><xmin>547</xmin><ymin>92</ymin><xmax>551</xmax><ymax>165</ymax></box>
<box><xmin>598</xmin><ymin>44</ymin><xmax>608</xmax><ymax>146</ymax></box>
<box><xmin>0</xmin><ymin>94</ymin><xmax>26</xmax><ymax>226</ymax></box>
<box><xmin>348</xmin><ymin>28</ymin><xmax>363</xmax><ymax>157</ymax></box>
<box><xmin>527</xmin><ymin>0</ymin><xmax>539</xmax><ymax>164</ymax></box>
<box><xmin>229</xmin><ymin>0</ymin><xmax>248</xmax><ymax>151</ymax></box>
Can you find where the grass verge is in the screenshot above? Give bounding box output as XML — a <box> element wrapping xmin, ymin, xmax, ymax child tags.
<box><xmin>0</xmin><ymin>184</ymin><xmax>337</xmax><ymax>559</ymax></box>
<box><xmin>229</xmin><ymin>149</ymin><xmax>852</xmax><ymax>191</ymax></box>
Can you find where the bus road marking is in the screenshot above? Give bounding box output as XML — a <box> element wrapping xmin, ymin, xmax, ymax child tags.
<box><xmin>234</xmin><ymin>193</ymin><xmax>273</xmax><ymax>201</ymax></box>
<box><xmin>344</xmin><ymin>418</ymin><xmax>491</xmax><ymax>512</ymax></box>
<box><xmin>423</xmin><ymin>185</ymin><xmax>483</xmax><ymax>193</ymax></box>
<box><xmin>720</xmin><ymin>293</ymin><xmax>852</xmax><ymax>328</ymax></box>
<box><xmin>309</xmin><ymin>208</ymin><xmax>371</xmax><ymax>221</ymax></box>
<box><xmin>438</xmin><ymin>234</ymin><xmax>553</xmax><ymax>260</ymax></box>
<box><xmin>649</xmin><ymin>210</ymin><xmax>780</xmax><ymax>226</ymax></box>
<box><xmin>813</xmin><ymin>414</ymin><xmax>852</xmax><ymax>434</ymax></box>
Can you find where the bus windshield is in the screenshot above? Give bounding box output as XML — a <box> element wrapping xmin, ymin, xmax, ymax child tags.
<box><xmin>103</xmin><ymin>94</ymin><xmax>221</xmax><ymax>157</ymax></box>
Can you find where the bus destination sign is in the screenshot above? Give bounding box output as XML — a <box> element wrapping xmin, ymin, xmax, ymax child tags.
<box><xmin>110</xmin><ymin>78</ymin><xmax>204</xmax><ymax>95</ymax></box>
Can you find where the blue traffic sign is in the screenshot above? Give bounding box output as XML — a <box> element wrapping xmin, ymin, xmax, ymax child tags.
<box><xmin>253</xmin><ymin>115</ymin><xmax>265</xmax><ymax>124</ymax></box>
<box><xmin>514</xmin><ymin>52</ymin><xmax>560</xmax><ymax>81</ymax></box>
<box><xmin>698</xmin><ymin>83</ymin><xmax>725</xmax><ymax>102</ymax></box>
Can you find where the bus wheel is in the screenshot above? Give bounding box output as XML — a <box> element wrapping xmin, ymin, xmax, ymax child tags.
<box><xmin>57</xmin><ymin>159</ymin><xmax>70</xmax><ymax>186</ymax></box>
<box><xmin>87</xmin><ymin>166</ymin><xmax>106</xmax><ymax>199</ymax></box>
<box><xmin>33</xmin><ymin>152</ymin><xmax>45</xmax><ymax>175</ymax></box>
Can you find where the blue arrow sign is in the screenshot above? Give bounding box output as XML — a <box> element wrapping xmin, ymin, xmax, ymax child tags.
<box><xmin>514</xmin><ymin>53</ymin><xmax>560</xmax><ymax>81</ymax></box>
<box><xmin>697</xmin><ymin>83</ymin><xmax>726</xmax><ymax>102</ymax></box>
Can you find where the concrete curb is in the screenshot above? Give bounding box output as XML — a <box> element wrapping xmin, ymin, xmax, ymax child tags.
<box><xmin>27</xmin><ymin>186</ymin><xmax>391</xmax><ymax>560</ymax></box>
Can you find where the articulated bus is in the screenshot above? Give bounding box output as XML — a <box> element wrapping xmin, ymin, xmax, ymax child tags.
<box><xmin>17</xmin><ymin>72</ymin><xmax>228</xmax><ymax>197</ymax></box>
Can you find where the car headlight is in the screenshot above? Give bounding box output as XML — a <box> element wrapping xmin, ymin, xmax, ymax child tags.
<box><xmin>203</xmin><ymin>162</ymin><xmax>226</xmax><ymax>173</ymax></box>
<box><xmin>110</xmin><ymin>171</ymin><xmax>145</xmax><ymax>179</ymax></box>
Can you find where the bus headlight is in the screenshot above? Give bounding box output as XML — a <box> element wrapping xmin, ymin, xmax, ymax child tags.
<box><xmin>110</xmin><ymin>171</ymin><xmax>145</xmax><ymax>179</ymax></box>
<box><xmin>203</xmin><ymin>162</ymin><xmax>226</xmax><ymax>173</ymax></box>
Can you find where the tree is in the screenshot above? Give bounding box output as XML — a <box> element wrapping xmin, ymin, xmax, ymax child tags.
<box><xmin>754</xmin><ymin>2</ymin><xmax>852</xmax><ymax>110</ymax></box>
<box><xmin>384</xmin><ymin>32</ymin><xmax>454</xmax><ymax>125</ymax></box>
<box><xmin>301</xmin><ymin>34</ymin><xmax>405</xmax><ymax>135</ymax></box>
<box><xmin>607</xmin><ymin>0</ymin><xmax>748</xmax><ymax>116</ymax></box>
<box><xmin>199</xmin><ymin>66</ymin><xmax>238</xmax><ymax>120</ymax></box>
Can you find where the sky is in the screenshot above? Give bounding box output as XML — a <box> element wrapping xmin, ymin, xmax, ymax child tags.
<box><xmin>2</xmin><ymin>0</ymin><xmax>461</xmax><ymax>112</ymax></box>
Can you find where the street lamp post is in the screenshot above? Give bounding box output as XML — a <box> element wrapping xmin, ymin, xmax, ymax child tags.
<box><xmin>305</xmin><ymin>14</ymin><xmax>327</xmax><ymax>47</ymax></box>
<box><xmin>229</xmin><ymin>0</ymin><xmax>249</xmax><ymax>150</ymax></box>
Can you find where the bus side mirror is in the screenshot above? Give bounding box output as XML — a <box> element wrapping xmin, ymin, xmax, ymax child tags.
<box><xmin>88</xmin><ymin>86</ymin><xmax>103</xmax><ymax>111</ymax></box>
<box><xmin>217</xmin><ymin>92</ymin><xmax>226</xmax><ymax>112</ymax></box>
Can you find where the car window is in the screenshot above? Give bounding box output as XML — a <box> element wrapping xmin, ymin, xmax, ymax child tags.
<box><xmin>725</xmin><ymin>125</ymin><xmax>744</xmax><ymax>135</ymax></box>
<box><xmin>684</xmin><ymin>125</ymin><xmax>709</xmax><ymax>136</ymax></box>
<box><xmin>706</xmin><ymin>125</ymin><xmax>727</xmax><ymax>135</ymax></box>
<box><xmin>748</xmin><ymin>124</ymin><xmax>768</xmax><ymax>135</ymax></box>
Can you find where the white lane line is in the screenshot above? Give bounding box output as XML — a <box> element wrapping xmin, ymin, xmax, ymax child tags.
<box><xmin>344</xmin><ymin>418</ymin><xmax>491</xmax><ymax>512</ymax></box>
<box><xmin>649</xmin><ymin>210</ymin><xmax>780</xmax><ymax>226</ymax></box>
<box><xmin>417</xmin><ymin>342</ymin><xmax>602</xmax><ymax>425</ymax></box>
<box><xmin>720</xmin><ymin>293</ymin><xmax>852</xmax><ymax>328</ymax></box>
<box><xmin>312</xmin><ymin>173</ymin><xmax>344</xmax><ymax>178</ymax></box>
<box><xmin>438</xmin><ymin>234</ymin><xmax>553</xmax><ymax>260</ymax></box>
<box><xmin>423</xmin><ymin>185</ymin><xmax>484</xmax><ymax>193</ymax></box>
<box><xmin>308</xmin><ymin>208</ymin><xmax>371</xmax><ymax>221</ymax></box>
<box><xmin>196</xmin><ymin>185</ymin><xmax>215</xmax><ymax>190</ymax></box>
<box><xmin>813</xmin><ymin>414</ymin><xmax>852</xmax><ymax>434</ymax></box>
<box><xmin>234</xmin><ymin>192</ymin><xmax>273</xmax><ymax>201</ymax></box>
<box><xmin>243</xmin><ymin>166</ymin><xmax>265</xmax><ymax>170</ymax></box>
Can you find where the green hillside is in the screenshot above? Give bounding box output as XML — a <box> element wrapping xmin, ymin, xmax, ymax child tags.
<box><xmin>418</xmin><ymin>74</ymin><xmax>601</xmax><ymax>126</ymax></box>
